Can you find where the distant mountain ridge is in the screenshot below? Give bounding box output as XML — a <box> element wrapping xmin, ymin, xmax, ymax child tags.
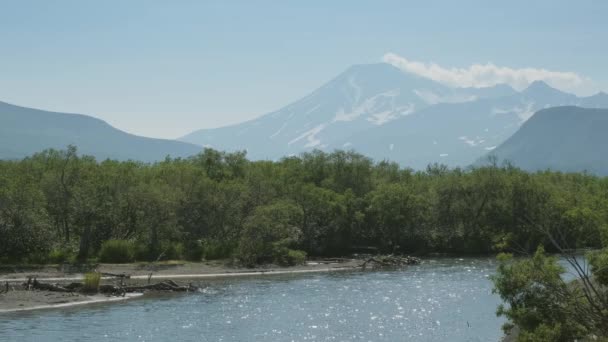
<box><xmin>482</xmin><ymin>106</ymin><xmax>608</xmax><ymax>175</ymax></box>
<box><xmin>0</xmin><ymin>101</ymin><xmax>201</xmax><ymax>162</ymax></box>
<box><xmin>3</xmin><ymin>62</ymin><xmax>608</xmax><ymax>171</ymax></box>
<box><xmin>181</xmin><ymin>63</ymin><xmax>608</xmax><ymax>169</ymax></box>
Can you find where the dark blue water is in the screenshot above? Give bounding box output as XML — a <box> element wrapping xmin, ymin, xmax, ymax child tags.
<box><xmin>0</xmin><ymin>258</ymin><xmax>504</xmax><ymax>342</ymax></box>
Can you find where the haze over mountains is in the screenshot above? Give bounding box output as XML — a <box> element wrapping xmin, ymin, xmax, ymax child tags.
<box><xmin>1</xmin><ymin>62</ymin><xmax>607</xmax><ymax>173</ymax></box>
<box><xmin>0</xmin><ymin>101</ymin><xmax>201</xmax><ymax>162</ymax></box>
<box><xmin>181</xmin><ymin>63</ymin><xmax>608</xmax><ymax>170</ymax></box>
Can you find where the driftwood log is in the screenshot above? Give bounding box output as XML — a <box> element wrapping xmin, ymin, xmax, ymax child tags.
<box><xmin>101</xmin><ymin>272</ymin><xmax>131</xmax><ymax>279</ymax></box>
<box><xmin>25</xmin><ymin>277</ymin><xmax>72</xmax><ymax>292</ymax></box>
<box><xmin>23</xmin><ymin>276</ymin><xmax>198</xmax><ymax>295</ymax></box>
<box><xmin>309</xmin><ymin>258</ymin><xmax>353</xmax><ymax>264</ymax></box>
<box><xmin>360</xmin><ymin>255</ymin><xmax>421</xmax><ymax>269</ymax></box>
<box><xmin>121</xmin><ymin>280</ymin><xmax>198</xmax><ymax>293</ymax></box>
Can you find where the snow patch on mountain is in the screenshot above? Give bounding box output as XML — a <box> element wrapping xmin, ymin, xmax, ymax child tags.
<box><xmin>491</xmin><ymin>107</ymin><xmax>513</xmax><ymax>115</ymax></box>
<box><xmin>367</xmin><ymin>103</ymin><xmax>415</xmax><ymax>125</ymax></box>
<box><xmin>289</xmin><ymin>124</ymin><xmax>327</xmax><ymax>148</ymax></box>
<box><xmin>515</xmin><ymin>102</ymin><xmax>536</xmax><ymax>122</ymax></box>
<box><xmin>304</xmin><ymin>104</ymin><xmax>322</xmax><ymax>117</ymax></box>
<box><xmin>333</xmin><ymin>89</ymin><xmax>400</xmax><ymax>123</ymax></box>
<box><xmin>459</xmin><ymin>136</ymin><xmax>487</xmax><ymax>147</ymax></box>
<box><xmin>270</xmin><ymin>122</ymin><xmax>288</xmax><ymax>139</ymax></box>
<box><xmin>492</xmin><ymin>102</ymin><xmax>536</xmax><ymax>122</ymax></box>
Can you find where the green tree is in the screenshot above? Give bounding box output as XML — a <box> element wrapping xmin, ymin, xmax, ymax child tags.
<box><xmin>493</xmin><ymin>247</ymin><xmax>608</xmax><ymax>341</ymax></box>
<box><xmin>292</xmin><ymin>184</ymin><xmax>347</xmax><ymax>255</ymax></box>
<box><xmin>237</xmin><ymin>201</ymin><xmax>304</xmax><ymax>266</ymax></box>
<box><xmin>38</xmin><ymin>145</ymin><xmax>81</xmax><ymax>245</ymax></box>
<box><xmin>366</xmin><ymin>183</ymin><xmax>429</xmax><ymax>253</ymax></box>
<box><xmin>0</xmin><ymin>162</ymin><xmax>52</xmax><ymax>261</ymax></box>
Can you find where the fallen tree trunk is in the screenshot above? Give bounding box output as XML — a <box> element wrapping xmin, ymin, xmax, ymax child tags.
<box><xmin>100</xmin><ymin>272</ymin><xmax>131</xmax><ymax>279</ymax></box>
<box><xmin>360</xmin><ymin>255</ymin><xmax>421</xmax><ymax>269</ymax></box>
<box><xmin>23</xmin><ymin>277</ymin><xmax>198</xmax><ymax>295</ymax></box>
<box><xmin>315</xmin><ymin>258</ymin><xmax>353</xmax><ymax>263</ymax></box>
<box><xmin>25</xmin><ymin>278</ymin><xmax>72</xmax><ymax>293</ymax></box>
<box><xmin>122</xmin><ymin>280</ymin><xmax>198</xmax><ymax>293</ymax></box>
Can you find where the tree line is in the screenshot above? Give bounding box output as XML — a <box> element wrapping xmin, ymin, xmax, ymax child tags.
<box><xmin>1</xmin><ymin>146</ymin><xmax>607</xmax><ymax>266</ymax></box>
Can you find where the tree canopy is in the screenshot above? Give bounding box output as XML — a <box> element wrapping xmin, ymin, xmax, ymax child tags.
<box><xmin>1</xmin><ymin>146</ymin><xmax>607</xmax><ymax>266</ymax></box>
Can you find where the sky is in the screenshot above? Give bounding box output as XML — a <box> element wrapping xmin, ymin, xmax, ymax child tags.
<box><xmin>1</xmin><ymin>0</ymin><xmax>607</xmax><ymax>139</ymax></box>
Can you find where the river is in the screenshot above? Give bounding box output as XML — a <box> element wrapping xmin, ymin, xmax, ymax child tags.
<box><xmin>0</xmin><ymin>258</ymin><xmax>505</xmax><ymax>341</ymax></box>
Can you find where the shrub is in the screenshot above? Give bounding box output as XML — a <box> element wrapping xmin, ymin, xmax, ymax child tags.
<box><xmin>48</xmin><ymin>248</ymin><xmax>74</xmax><ymax>264</ymax></box>
<box><xmin>161</xmin><ymin>242</ymin><xmax>184</xmax><ymax>260</ymax></box>
<box><xmin>492</xmin><ymin>247</ymin><xmax>591</xmax><ymax>341</ymax></box>
<box><xmin>273</xmin><ymin>247</ymin><xmax>307</xmax><ymax>266</ymax></box>
<box><xmin>25</xmin><ymin>253</ymin><xmax>49</xmax><ymax>265</ymax></box>
<box><xmin>588</xmin><ymin>248</ymin><xmax>608</xmax><ymax>286</ymax></box>
<box><xmin>236</xmin><ymin>201</ymin><xmax>303</xmax><ymax>266</ymax></box>
<box><xmin>285</xmin><ymin>249</ymin><xmax>307</xmax><ymax>266</ymax></box>
<box><xmin>204</xmin><ymin>240</ymin><xmax>235</xmax><ymax>260</ymax></box>
<box><xmin>83</xmin><ymin>272</ymin><xmax>101</xmax><ymax>293</ymax></box>
<box><xmin>98</xmin><ymin>240</ymin><xmax>134</xmax><ymax>263</ymax></box>
<box><xmin>133</xmin><ymin>243</ymin><xmax>150</xmax><ymax>261</ymax></box>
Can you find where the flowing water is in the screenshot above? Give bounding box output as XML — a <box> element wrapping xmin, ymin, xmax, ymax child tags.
<box><xmin>0</xmin><ymin>258</ymin><xmax>505</xmax><ymax>342</ymax></box>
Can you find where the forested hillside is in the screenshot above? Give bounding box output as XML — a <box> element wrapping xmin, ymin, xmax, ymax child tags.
<box><xmin>1</xmin><ymin>147</ymin><xmax>607</xmax><ymax>265</ymax></box>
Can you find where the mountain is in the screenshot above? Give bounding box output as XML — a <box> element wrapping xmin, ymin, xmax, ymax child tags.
<box><xmin>181</xmin><ymin>63</ymin><xmax>515</xmax><ymax>160</ymax></box>
<box><xmin>335</xmin><ymin>98</ymin><xmax>522</xmax><ymax>169</ymax></box>
<box><xmin>579</xmin><ymin>91</ymin><xmax>608</xmax><ymax>108</ymax></box>
<box><xmin>482</xmin><ymin>106</ymin><xmax>608</xmax><ymax>175</ymax></box>
<box><xmin>181</xmin><ymin>63</ymin><xmax>608</xmax><ymax>169</ymax></box>
<box><xmin>520</xmin><ymin>80</ymin><xmax>578</xmax><ymax>105</ymax></box>
<box><xmin>181</xmin><ymin>63</ymin><xmax>449</xmax><ymax>158</ymax></box>
<box><xmin>332</xmin><ymin>81</ymin><xmax>605</xmax><ymax>169</ymax></box>
<box><xmin>0</xmin><ymin>101</ymin><xmax>202</xmax><ymax>162</ymax></box>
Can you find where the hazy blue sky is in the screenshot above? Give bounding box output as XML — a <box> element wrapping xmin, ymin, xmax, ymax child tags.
<box><xmin>1</xmin><ymin>0</ymin><xmax>607</xmax><ymax>138</ymax></box>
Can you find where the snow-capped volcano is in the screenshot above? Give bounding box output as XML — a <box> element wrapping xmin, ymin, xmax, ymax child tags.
<box><xmin>181</xmin><ymin>63</ymin><xmax>452</xmax><ymax>157</ymax></box>
<box><xmin>180</xmin><ymin>63</ymin><xmax>608</xmax><ymax>168</ymax></box>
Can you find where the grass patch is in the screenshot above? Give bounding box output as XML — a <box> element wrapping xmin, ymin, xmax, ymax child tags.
<box><xmin>83</xmin><ymin>272</ymin><xmax>101</xmax><ymax>293</ymax></box>
<box><xmin>99</xmin><ymin>240</ymin><xmax>134</xmax><ymax>263</ymax></box>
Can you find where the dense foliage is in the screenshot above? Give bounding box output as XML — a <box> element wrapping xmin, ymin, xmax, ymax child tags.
<box><xmin>1</xmin><ymin>146</ymin><xmax>607</xmax><ymax>266</ymax></box>
<box><xmin>493</xmin><ymin>247</ymin><xmax>608</xmax><ymax>341</ymax></box>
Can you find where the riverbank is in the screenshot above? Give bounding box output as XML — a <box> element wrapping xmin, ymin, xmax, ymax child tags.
<box><xmin>0</xmin><ymin>258</ymin><xmax>361</xmax><ymax>283</ymax></box>
<box><xmin>0</xmin><ymin>291</ymin><xmax>143</xmax><ymax>313</ymax></box>
<box><xmin>0</xmin><ymin>259</ymin><xmax>361</xmax><ymax>312</ymax></box>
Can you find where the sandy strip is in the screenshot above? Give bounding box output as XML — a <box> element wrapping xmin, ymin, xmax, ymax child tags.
<box><xmin>137</xmin><ymin>266</ymin><xmax>358</xmax><ymax>280</ymax></box>
<box><xmin>0</xmin><ymin>267</ymin><xmax>355</xmax><ymax>313</ymax></box>
<box><xmin>1</xmin><ymin>266</ymin><xmax>358</xmax><ymax>284</ymax></box>
<box><xmin>0</xmin><ymin>293</ymin><xmax>143</xmax><ymax>313</ymax></box>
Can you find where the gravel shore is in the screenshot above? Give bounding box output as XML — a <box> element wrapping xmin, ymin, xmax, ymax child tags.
<box><xmin>0</xmin><ymin>259</ymin><xmax>360</xmax><ymax>312</ymax></box>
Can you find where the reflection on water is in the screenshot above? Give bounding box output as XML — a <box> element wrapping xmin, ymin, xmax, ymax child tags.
<box><xmin>0</xmin><ymin>258</ymin><xmax>504</xmax><ymax>342</ymax></box>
